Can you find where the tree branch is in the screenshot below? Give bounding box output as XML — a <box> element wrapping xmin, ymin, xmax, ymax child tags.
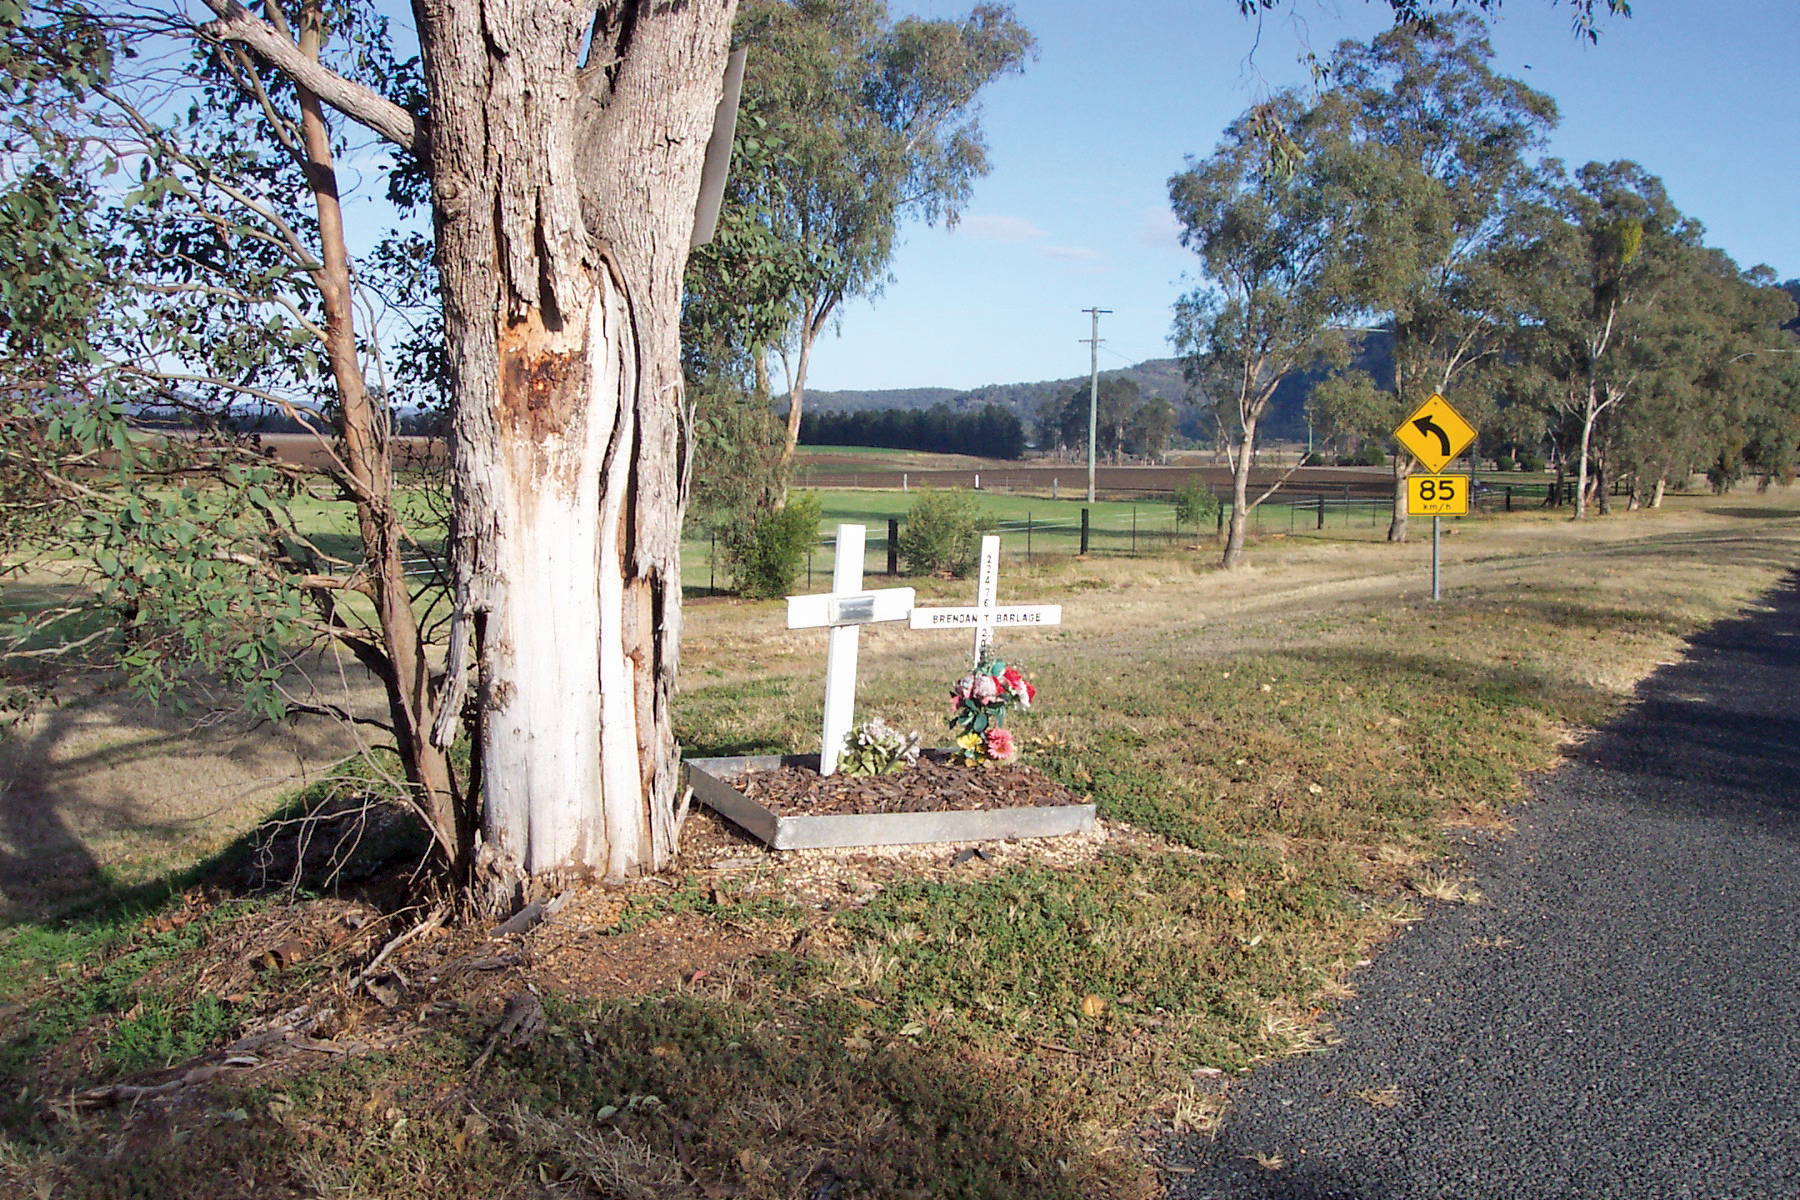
<box><xmin>199</xmin><ymin>1</ymin><xmax>424</xmax><ymax>154</ymax></box>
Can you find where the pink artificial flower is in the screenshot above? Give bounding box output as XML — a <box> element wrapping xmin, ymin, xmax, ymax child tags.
<box><xmin>985</xmin><ymin>727</ymin><xmax>1018</xmax><ymax>762</ymax></box>
<box><xmin>972</xmin><ymin>674</ymin><xmax>1000</xmax><ymax>703</ymax></box>
<box><xmin>953</xmin><ymin>674</ymin><xmax>977</xmax><ymax>701</ymax></box>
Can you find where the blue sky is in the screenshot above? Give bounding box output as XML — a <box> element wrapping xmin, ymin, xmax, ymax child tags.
<box><xmin>800</xmin><ymin>0</ymin><xmax>1800</xmax><ymax>393</ymax></box>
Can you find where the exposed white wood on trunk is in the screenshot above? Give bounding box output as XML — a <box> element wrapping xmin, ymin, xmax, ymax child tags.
<box><xmin>410</xmin><ymin>0</ymin><xmax>735</xmax><ymax>900</ymax></box>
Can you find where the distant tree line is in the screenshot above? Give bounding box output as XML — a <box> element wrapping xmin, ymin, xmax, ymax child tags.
<box><xmin>1035</xmin><ymin>377</ymin><xmax>1179</xmax><ymax>463</ymax></box>
<box><xmin>798</xmin><ymin>403</ymin><xmax>1026</xmax><ymax>459</ymax></box>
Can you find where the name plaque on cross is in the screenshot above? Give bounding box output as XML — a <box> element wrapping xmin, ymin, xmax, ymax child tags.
<box><xmin>909</xmin><ymin>535</ymin><xmax>1061</xmax><ymax>666</ymax></box>
<box><xmin>786</xmin><ymin>524</ymin><xmax>915</xmax><ymax>775</ymax></box>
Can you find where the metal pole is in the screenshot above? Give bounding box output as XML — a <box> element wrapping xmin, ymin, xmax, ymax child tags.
<box><xmin>887</xmin><ymin>518</ymin><xmax>898</xmax><ymax>575</ymax></box>
<box><xmin>1081</xmin><ymin>306</ymin><xmax>1110</xmax><ymax>504</ymax></box>
<box><xmin>1027</xmin><ymin>513</ymin><xmax>1032</xmax><ymax>562</ymax></box>
<box><xmin>1432</xmin><ymin>515</ymin><xmax>1441</xmax><ymax>602</ymax></box>
<box><xmin>1080</xmin><ymin>507</ymin><xmax>1090</xmax><ymax>556</ymax></box>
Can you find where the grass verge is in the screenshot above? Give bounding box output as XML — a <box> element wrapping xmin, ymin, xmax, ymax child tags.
<box><xmin>2</xmin><ymin>494</ymin><xmax>1798</xmax><ymax>1196</ymax></box>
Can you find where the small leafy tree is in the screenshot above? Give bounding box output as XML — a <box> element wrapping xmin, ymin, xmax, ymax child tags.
<box><xmin>1172</xmin><ymin>476</ymin><xmax>1221</xmax><ymax>530</ymax></box>
<box><xmin>732</xmin><ymin>0</ymin><xmax>1035</xmax><ymax>458</ymax></box>
<box><xmin>726</xmin><ymin>491</ymin><xmax>823</xmax><ymax>599</ymax></box>
<box><xmin>899</xmin><ymin>488</ymin><xmax>982</xmax><ymax>576</ymax></box>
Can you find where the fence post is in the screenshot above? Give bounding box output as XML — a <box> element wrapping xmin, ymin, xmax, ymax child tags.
<box><xmin>1216</xmin><ymin>503</ymin><xmax>1225</xmax><ymax>537</ymax></box>
<box><xmin>1132</xmin><ymin>505</ymin><xmax>1138</xmax><ymax>555</ymax></box>
<box><xmin>887</xmin><ymin>518</ymin><xmax>899</xmax><ymax>575</ymax></box>
<box><xmin>710</xmin><ymin>531</ymin><xmax>716</xmax><ymax>594</ymax></box>
<box><xmin>1080</xmin><ymin>508</ymin><xmax>1090</xmax><ymax>556</ymax></box>
<box><xmin>902</xmin><ymin>472</ymin><xmax>908</xmax><ymax>492</ymax></box>
<box><xmin>1027</xmin><ymin>513</ymin><xmax>1033</xmax><ymax>562</ymax></box>
<box><xmin>1317</xmin><ymin>494</ymin><xmax>1325</xmax><ymax>530</ymax></box>
<box><xmin>1506</xmin><ymin>486</ymin><xmax>1513</xmax><ymax>513</ymax></box>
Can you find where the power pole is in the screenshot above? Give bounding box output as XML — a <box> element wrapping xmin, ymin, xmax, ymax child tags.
<box><xmin>1080</xmin><ymin>306</ymin><xmax>1110</xmax><ymax>504</ymax></box>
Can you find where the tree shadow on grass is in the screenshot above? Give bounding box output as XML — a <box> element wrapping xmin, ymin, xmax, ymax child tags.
<box><xmin>0</xmin><ymin>691</ymin><xmax>376</xmax><ymax>924</ymax></box>
<box><xmin>0</xmin><ymin>641</ymin><xmax>400</xmax><ymax>924</ymax></box>
<box><xmin>1705</xmin><ymin>505</ymin><xmax>1800</xmax><ymax>521</ymax></box>
<box><xmin>10</xmin><ymin>991</ymin><xmax>1154</xmax><ymax>1200</ymax></box>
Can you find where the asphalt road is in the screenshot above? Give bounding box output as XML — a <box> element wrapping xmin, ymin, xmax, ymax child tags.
<box><xmin>1165</xmin><ymin>573</ymin><xmax>1800</xmax><ymax>1200</ymax></box>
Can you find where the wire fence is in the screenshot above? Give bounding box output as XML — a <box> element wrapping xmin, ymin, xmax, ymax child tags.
<box><xmin>685</xmin><ymin>477</ymin><xmax>1601</xmax><ymax>592</ymax></box>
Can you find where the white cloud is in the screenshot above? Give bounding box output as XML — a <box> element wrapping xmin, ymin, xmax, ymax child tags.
<box><xmin>957</xmin><ymin>214</ymin><xmax>1049</xmax><ymax>244</ymax></box>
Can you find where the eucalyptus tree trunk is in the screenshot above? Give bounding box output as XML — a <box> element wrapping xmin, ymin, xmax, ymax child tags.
<box><xmin>781</xmin><ymin>295</ymin><xmax>827</xmax><ymax>461</ymax></box>
<box><xmin>1222</xmin><ymin>414</ymin><xmax>1256</xmax><ymax>568</ymax></box>
<box><xmin>415</xmin><ymin>0</ymin><xmax>733</xmax><ymax>902</ymax></box>
<box><xmin>1574</xmin><ymin>383</ymin><xmax>1597</xmax><ymax>520</ymax></box>
<box><xmin>207</xmin><ymin>0</ymin><xmax>737</xmax><ymax>908</ymax></box>
<box><xmin>1387</xmin><ymin>458</ymin><xmax>1410</xmax><ymax>543</ymax></box>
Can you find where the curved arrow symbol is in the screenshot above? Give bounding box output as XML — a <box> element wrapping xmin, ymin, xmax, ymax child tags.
<box><xmin>1412</xmin><ymin>415</ymin><xmax>1453</xmax><ymax>457</ymax></box>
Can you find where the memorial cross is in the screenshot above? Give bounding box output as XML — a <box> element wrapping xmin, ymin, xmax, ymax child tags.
<box><xmin>908</xmin><ymin>535</ymin><xmax>1061</xmax><ymax>666</ymax></box>
<box><xmin>786</xmin><ymin>524</ymin><xmax>915</xmax><ymax>775</ymax></box>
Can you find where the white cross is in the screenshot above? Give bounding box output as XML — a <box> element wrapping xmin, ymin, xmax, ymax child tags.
<box><xmin>786</xmin><ymin>524</ymin><xmax>915</xmax><ymax>775</ymax></box>
<box><xmin>909</xmin><ymin>535</ymin><xmax>1061</xmax><ymax>667</ymax></box>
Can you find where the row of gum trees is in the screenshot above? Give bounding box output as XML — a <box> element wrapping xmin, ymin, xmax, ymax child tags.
<box><xmin>1172</xmin><ymin>16</ymin><xmax>1798</xmax><ymax>567</ymax></box>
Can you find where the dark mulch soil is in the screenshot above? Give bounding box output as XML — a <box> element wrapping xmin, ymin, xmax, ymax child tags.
<box><xmin>730</xmin><ymin>752</ymin><xmax>1086</xmax><ymax>817</ymax></box>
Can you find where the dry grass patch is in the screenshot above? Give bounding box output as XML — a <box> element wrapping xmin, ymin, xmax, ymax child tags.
<box><xmin>1410</xmin><ymin>869</ymin><xmax>1484</xmax><ymax>905</ymax></box>
<box><xmin>1356</xmin><ymin>1084</ymin><xmax>1403</xmax><ymax>1109</ymax></box>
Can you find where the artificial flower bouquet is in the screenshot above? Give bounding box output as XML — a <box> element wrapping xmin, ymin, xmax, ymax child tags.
<box><xmin>949</xmin><ymin>652</ymin><xmax>1036</xmax><ymax>765</ymax></box>
<box><xmin>839</xmin><ymin>717</ymin><xmax>923</xmax><ymax>777</ymax></box>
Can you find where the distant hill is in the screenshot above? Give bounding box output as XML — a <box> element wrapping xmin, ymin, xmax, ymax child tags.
<box><xmin>805</xmin><ymin>335</ymin><xmax>1396</xmax><ymax>445</ymax></box>
<box><xmin>806</xmin><ymin>359</ymin><xmax>1187</xmax><ymax>421</ymax></box>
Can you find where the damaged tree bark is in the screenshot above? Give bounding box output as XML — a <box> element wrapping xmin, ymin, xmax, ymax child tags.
<box><xmin>208</xmin><ymin>0</ymin><xmax>737</xmax><ymax>906</ymax></box>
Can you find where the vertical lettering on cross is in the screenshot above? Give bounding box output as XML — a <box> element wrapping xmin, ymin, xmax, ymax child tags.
<box><xmin>973</xmin><ymin>534</ymin><xmax>1000</xmax><ymax>666</ymax></box>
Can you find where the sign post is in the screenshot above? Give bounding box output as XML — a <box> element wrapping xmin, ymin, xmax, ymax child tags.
<box><xmin>1394</xmin><ymin>393</ymin><xmax>1478</xmax><ymax>603</ymax></box>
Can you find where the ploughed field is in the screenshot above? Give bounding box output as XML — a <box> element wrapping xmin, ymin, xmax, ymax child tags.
<box><xmin>256</xmin><ymin>433</ymin><xmax>1410</xmax><ymax>498</ymax></box>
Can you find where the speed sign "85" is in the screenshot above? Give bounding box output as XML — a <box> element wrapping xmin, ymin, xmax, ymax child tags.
<box><xmin>1407</xmin><ymin>474</ymin><xmax>1469</xmax><ymax>515</ymax></box>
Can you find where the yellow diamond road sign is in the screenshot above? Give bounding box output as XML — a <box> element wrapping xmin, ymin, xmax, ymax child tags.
<box><xmin>1395</xmin><ymin>393</ymin><xmax>1477</xmax><ymax>475</ymax></box>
